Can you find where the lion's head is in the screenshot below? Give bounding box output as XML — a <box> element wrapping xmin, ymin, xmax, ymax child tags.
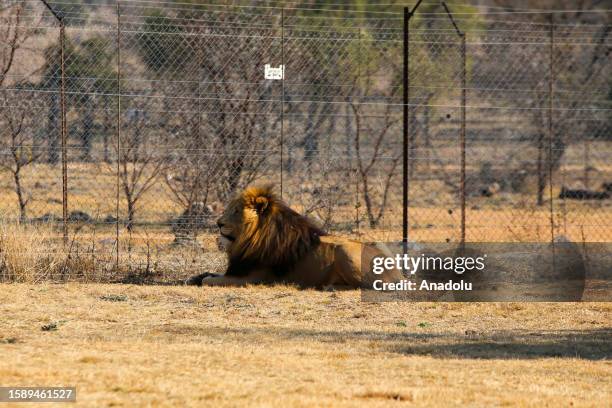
<box><xmin>216</xmin><ymin>184</ymin><xmax>326</xmax><ymax>276</ymax></box>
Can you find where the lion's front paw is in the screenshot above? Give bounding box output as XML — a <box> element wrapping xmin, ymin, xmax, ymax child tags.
<box><xmin>185</xmin><ymin>272</ymin><xmax>219</xmax><ymax>286</ymax></box>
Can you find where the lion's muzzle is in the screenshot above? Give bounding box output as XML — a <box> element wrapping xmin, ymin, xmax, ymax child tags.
<box><xmin>218</xmin><ymin>235</ymin><xmax>233</xmax><ymax>251</ymax></box>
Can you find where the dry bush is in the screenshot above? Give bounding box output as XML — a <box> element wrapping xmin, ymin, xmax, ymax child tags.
<box><xmin>0</xmin><ymin>222</ymin><xmax>68</xmax><ymax>282</ymax></box>
<box><xmin>0</xmin><ymin>221</ymin><xmax>215</xmax><ymax>283</ymax></box>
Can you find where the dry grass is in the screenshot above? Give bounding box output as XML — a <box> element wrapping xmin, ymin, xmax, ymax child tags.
<box><xmin>0</xmin><ymin>157</ymin><xmax>610</xmax><ymax>282</ymax></box>
<box><xmin>0</xmin><ymin>221</ymin><xmax>228</xmax><ymax>283</ymax></box>
<box><xmin>1</xmin><ymin>213</ymin><xmax>610</xmax><ymax>284</ymax></box>
<box><xmin>0</xmin><ymin>223</ymin><xmax>66</xmax><ymax>282</ymax></box>
<box><xmin>0</xmin><ymin>283</ymin><xmax>610</xmax><ymax>407</ymax></box>
<box><xmin>0</xmin><ymin>222</ymin><xmax>122</xmax><ymax>283</ymax></box>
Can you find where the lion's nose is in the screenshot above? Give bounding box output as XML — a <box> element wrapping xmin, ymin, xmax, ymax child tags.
<box><xmin>217</xmin><ymin>220</ymin><xmax>224</xmax><ymax>228</ymax></box>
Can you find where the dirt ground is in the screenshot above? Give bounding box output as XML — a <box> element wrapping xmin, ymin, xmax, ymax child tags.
<box><xmin>0</xmin><ymin>284</ymin><xmax>610</xmax><ymax>407</ymax></box>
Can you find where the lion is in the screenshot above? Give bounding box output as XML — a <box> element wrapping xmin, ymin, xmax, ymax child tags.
<box><xmin>185</xmin><ymin>184</ymin><xmax>402</xmax><ymax>288</ymax></box>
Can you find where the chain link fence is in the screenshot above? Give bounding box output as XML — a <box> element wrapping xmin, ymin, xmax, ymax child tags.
<box><xmin>0</xmin><ymin>0</ymin><xmax>610</xmax><ymax>281</ymax></box>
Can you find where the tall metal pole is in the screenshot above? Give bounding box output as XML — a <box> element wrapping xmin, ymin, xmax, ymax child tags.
<box><xmin>60</xmin><ymin>21</ymin><xmax>68</xmax><ymax>246</ymax></box>
<box><xmin>355</xmin><ymin>27</ymin><xmax>362</xmax><ymax>236</ymax></box>
<box><xmin>116</xmin><ymin>2</ymin><xmax>121</xmax><ymax>271</ymax></box>
<box><xmin>402</xmin><ymin>6</ymin><xmax>409</xmax><ymax>248</ymax></box>
<box><xmin>548</xmin><ymin>13</ymin><xmax>556</xmax><ymax>267</ymax></box>
<box><xmin>40</xmin><ymin>0</ymin><xmax>68</xmax><ymax>245</ymax></box>
<box><xmin>403</xmin><ymin>0</ymin><xmax>423</xmax><ymax>249</ymax></box>
<box><xmin>460</xmin><ymin>34</ymin><xmax>466</xmax><ymax>246</ymax></box>
<box><xmin>280</xmin><ymin>8</ymin><xmax>284</xmax><ymax>198</ymax></box>
<box><xmin>442</xmin><ymin>1</ymin><xmax>466</xmax><ymax>246</ymax></box>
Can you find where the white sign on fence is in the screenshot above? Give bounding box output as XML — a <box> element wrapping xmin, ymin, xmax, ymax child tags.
<box><xmin>264</xmin><ymin>64</ymin><xmax>284</xmax><ymax>80</ymax></box>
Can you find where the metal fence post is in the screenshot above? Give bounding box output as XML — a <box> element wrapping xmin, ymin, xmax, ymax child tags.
<box><xmin>548</xmin><ymin>13</ymin><xmax>556</xmax><ymax>267</ymax></box>
<box><xmin>403</xmin><ymin>0</ymin><xmax>423</xmax><ymax>250</ymax></box>
<box><xmin>280</xmin><ymin>8</ymin><xmax>284</xmax><ymax>198</ymax></box>
<box><xmin>39</xmin><ymin>0</ymin><xmax>68</xmax><ymax>245</ymax></box>
<box><xmin>115</xmin><ymin>2</ymin><xmax>121</xmax><ymax>271</ymax></box>
<box><xmin>354</xmin><ymin>27</ymin><xmax>361</xmax><ymax>236</ymax></box>
<box><xmin>403</xmin><ymin>6</ymin><xmax>409</xmax><ymax>249</ymax></box>
<box><xmin>460</xmin><ymin>34</ymin><xmax>466</xmax><ymax>245</ymax></box>
<box><xmin>442</xmin><ymin>2</ymin><xmax>466</xmax><ymax>245</ymax></box>
<box><xmin>60</xmin><ymin>20</ymin><xmax>68</xmax><ymax>246</ymax></box>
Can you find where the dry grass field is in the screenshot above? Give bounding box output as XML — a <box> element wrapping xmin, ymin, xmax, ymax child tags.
<box><xmin>0</xmin><ymin>283</ymin><xmax>610</xmax><ymax>407</ymax></box>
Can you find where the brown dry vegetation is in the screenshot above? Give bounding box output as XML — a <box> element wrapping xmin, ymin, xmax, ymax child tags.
<box><xmin>0</xmin><ymin>284</ymin><xmax>610</xmax><ymax>407</ymax></box>
<box><xmin>1</xmin><ymin>218</ymin><xmax>610</xmax><ymax>285</ymax></box>
<box><xmin>0</xmin><ymin>163</ymin><xmax>610</xmax><ymax>282</ymax></box>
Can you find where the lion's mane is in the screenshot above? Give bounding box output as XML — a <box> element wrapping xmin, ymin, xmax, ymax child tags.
<box><xmin>225</xmin><ymin>185</ymin><xmax>326</xmax><ymax>277</ymax></box>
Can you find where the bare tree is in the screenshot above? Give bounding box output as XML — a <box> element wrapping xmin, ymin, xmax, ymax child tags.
<box><xmin>491</xmin><ymin>0</ymin><xmax>611</xmax><ymax>204</ymax></box>
<box><xmin>0</xmin><ymin>2</ymin><xmax>28</xmax><ymax>88</ymax></box>
<box><xmin>0</xmin><ymin>2</ymin><xmax>39</xmax><ymax>222</ymax></box>
<box><xmin>148</xmin><ymin>9</ymin><xmax>275</xmax><ymax>196</ymax></box>
<box><xmin>0</xmin><ymin>89</ymin><xmax>40</xmax><ymax>222</ymax></box>
<box><xmin>198</xmin><ymin>20</ymin><xmax>277</xmax><ymax>200</ymax></box>
<box><xmin>161</xmin><ymin>92</ymin><xmax>223</xmax><ymax>243</ymax></box>
<box><xmin>351</xmin><ymin>101</ymin><xmax>401</xmax><ymax>228</ymax></box>
<box><xmin>116</xmin><ymin>95</ymin><xmax>170</xmax><ymax>231</ymax></box>
<box><xmin>291</xmin><ymin>146</ymin><xmax>345</xmax><ymax>231</ymax></box>
<box><xmin>204</xmin><ymin>76</ymin><xmax>274</xmax><ymax>201</ymax></box>
<box><xmin>164</xmin><ymin>152</ymin><xmax>221</xmax><ymax>244</ymax></box>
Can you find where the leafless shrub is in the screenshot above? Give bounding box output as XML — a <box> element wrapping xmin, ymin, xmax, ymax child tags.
<box><xmin>351</xmin><ymin>101</ymin><xmax>401</xmax><ymax>228</ymax></box>
<box><xmin>0</xmin><ymin>89</ymin><xmax>41</xmax><ymax>222</ymax></box>
<box><xmin>0</xmin><ymin>2</ymin><xmax>40</xmax><ymax>222</ymax></box>
<box><xmin>116</xmin><ymin>95</ymin><xmax>171</xmax><ymax>231</ymax></box>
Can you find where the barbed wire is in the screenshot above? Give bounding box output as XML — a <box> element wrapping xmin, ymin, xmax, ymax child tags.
<box><xmin>9</xmin><ymin>1</ymin><xmax>612</xmax><ymax>21</ymax></box>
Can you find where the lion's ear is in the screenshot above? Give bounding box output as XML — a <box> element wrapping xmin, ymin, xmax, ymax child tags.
<box><xmin>254</xmin><ymin>196</ymin><xmax>269</xmax><ymax>214</ymax></box>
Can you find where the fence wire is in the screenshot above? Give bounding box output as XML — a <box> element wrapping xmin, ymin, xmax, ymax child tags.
<box><xmin>0</xmin><ymin>0</ymin><xmax>610</xmax><ymax>281</ymax></box>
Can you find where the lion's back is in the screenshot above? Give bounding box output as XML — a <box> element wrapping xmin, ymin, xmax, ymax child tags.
<box><xmin>285</xmin><ymin>236</ymin><xmax>401</xmax><ymax>288</ymax></box>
